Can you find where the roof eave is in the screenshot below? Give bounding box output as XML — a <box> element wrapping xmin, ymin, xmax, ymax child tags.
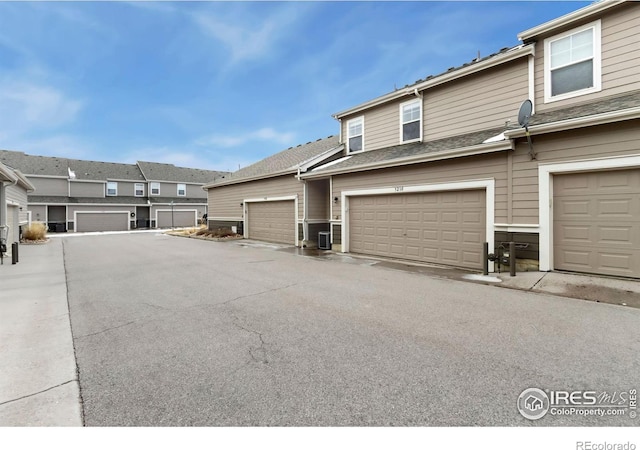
<box><xmin>204</xmin><ymin>168</ymin><xmax>298</xmax><ymax>189</ymax></box>
<box><xmin>333</xmin><ymin>45</ymin><xmax>533</xmax><ymax>119</ymax></box>
<box><xmin>0</xmin><ymin>163</ymin><xmax>18</xmax><ymax>183</ymax></box>
<box><xmin>13</xmin><ymin>169</ymin><xmax>36</xmax><ymax>192</ymax></box>
<box><xmin>504</xmin><ymin>106</ymin><xmax>640</xmax><ymax>138</ymax></box>
<box><xmin>518</xmin><ymin>0</ymin><xmax>626</xmax><ymax>41</ymax></box>
<box><xmin>297</xmin><ymin>144</ymin><xmax>345</xmax><ymax>172</ymax></box>
<box><xmin>300</xmin><ymin>140</ymin><xmax>513</xmax><ymax>180</ymax></box>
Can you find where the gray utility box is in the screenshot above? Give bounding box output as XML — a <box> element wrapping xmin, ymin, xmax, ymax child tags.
<box><xmin>318</xmin><ymin>231</ymin><xmax>331</xmax><ymax>250</ymax></box>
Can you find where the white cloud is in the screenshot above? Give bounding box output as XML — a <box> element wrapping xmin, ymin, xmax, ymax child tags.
<box><xmin>0</xmin><ymin>80</ymin><xmax>83</xmax><ymax>132</ymax></box>
<box><xmin>190</xmin><ymin>3</ymin><xmax>311</xmax><ymax>67</ymax></box>
<box><xmin>196</xmin><ymin>127</ymin><xmax>295</xmax><ymax>149</ymax></box>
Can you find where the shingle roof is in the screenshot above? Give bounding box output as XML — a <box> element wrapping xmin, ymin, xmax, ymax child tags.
<box><xmin>28</xmin><ymin>195</ymin><xmax>150</xmax><ymax>205</ymax></box>
<box><xmin>0</xmin><ymin>150</ymin><xmax>145</xmax><ymax>181</ymax></box>
<box><xmin>523</xmin><ymin>90</ymin><xmax>640</xmax><ymax>128</ymax></box>
<box><xmin>136</xmin><ymin>161</ymin><xmax>226</xmax><ymax>184</ymax></box>
<box><xmin>209</xmin><ymin>135</ymin><xmax>340</xmax><ymax>186</ymax></box>
<box><xmin>308</xmin><ymin>128</ymin><xmax>505</xmax><ymax>175</ymax></box>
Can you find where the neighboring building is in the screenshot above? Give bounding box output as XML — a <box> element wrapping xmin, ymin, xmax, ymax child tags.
<box><xmin>204</xmin><ymin>136</ymin><xmax>342</xmax><ymax>246</ymax></box>
<box><xmin>208</xmin><ymin>0</ymin><xmax>640</xmax><ymax>279</ymax></box>
<box><xmin>0</xmin><ymin>150</ymin><xmax>226</xmax><ymax>233</ymax></box>
<box><xmin>0</xmin><ymin>161</ymin><xmax>35</xmax><ymax>252</ymax></box>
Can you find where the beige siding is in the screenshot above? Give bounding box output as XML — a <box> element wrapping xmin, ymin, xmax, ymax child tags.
<box><xmin>341</xmin><ymin>100</ymin><xmax>402</xmax><ymax>153</ymax></box>
<box><xmin>6</xmin><ymin>184</ymin><xmax>29</xmax><ymax>224</ymax></box>
<box><xmin>511</xmin><ymin>120</ymin><xmax>640</xmax><ymax>224</ymax></box>
<box><xmin>332</xmin><ymin>152</ymin><xmax>509</xmax><ymax>223</ymax></box>
<box><xmin>306</xmin><ymin>179</ymin><xmax>329</xmax><ymax>220</ymax></box>
<box><xmin>534</xmin><ymin>2</ymin><xmax>640</xmax><ymax>111</ymax></box>
<box><xmin>424</xmin><ymin>59</ymin><xmax>529</xmax><ymax>141</ymax></box>
<box><xmin>70</xmin><ymin>181</ymin><xmax>104</xmax><ymax>198</ymax></box>
<box><xmin>208</xmin><ymin>175</ymin><xmax>304</xmax><ymax>219</ymax></box>
<box><xmin>185</xmin><ymin>183</ymin><xmax>206</xmax><ymax>198</ymax></box>
<box><xmin>29</xmin><ymin>177</ymin><xmax>68</xmax><ymax>196</ymax></box>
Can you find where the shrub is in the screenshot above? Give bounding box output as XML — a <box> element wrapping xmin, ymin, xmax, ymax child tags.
<box><xmin>194</xmin><ymin>227</ymin><xmax>237</xmax><ymax>238</ymax></box>
<box><xmin>23</xmin><ymin>221</ymin><xmax>47</xmax><ymax>240</ymax></box>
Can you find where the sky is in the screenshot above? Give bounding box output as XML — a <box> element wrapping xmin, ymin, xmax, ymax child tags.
<box><xmin>0</xmin><ymin>0</ymin><xmax>591</xmax><ymax>172</ymax></box>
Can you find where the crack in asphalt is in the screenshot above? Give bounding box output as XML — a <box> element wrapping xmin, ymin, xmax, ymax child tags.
<box><xmin>0</xmin><ymin>379</ymin><xmax>77</xmax><ymax>407</ymax></box>
<box><xmin>231</xmin><ymin>316</ymin><xmax>269</xmax><ymax>364</ymax></box>
<box><xmin>218</xmin><ymin>282</ymin><xmax>300</xmax><ymax>307</ymax></box>
<box><xmin>75</xmin><ymin>320</ymin><xmax>138</xmax><ymax>339</ymax></box>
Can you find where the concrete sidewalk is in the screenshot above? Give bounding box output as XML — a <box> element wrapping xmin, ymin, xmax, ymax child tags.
<box><xmin>0</xmin><ymin>239</ymin><xmax>82</xmax><ymax>426</ymax></box>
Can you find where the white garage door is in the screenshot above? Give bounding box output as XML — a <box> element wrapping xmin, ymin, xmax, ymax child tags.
<box><xmin>247</xmin><ymin>201</ymin><xmax>296</xmax><ymax>245</ymax></box>
<box><xmin>554</xmin><ymin>169</ymin><xmax>640</xmax><ymax>278</ymax></box>
<box><xmin>349</xmin><ymin>190</ymin><xmax>486</xmax><ymax>269</ymax></box>
<box><xmin>76</xmin><ymin>212</ymin><xmax>129</xmax><ymax>232</ymax></box>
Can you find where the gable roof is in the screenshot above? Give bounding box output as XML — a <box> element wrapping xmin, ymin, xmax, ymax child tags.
<box><xmin>136</xmin><ymin>161</ymin><xmax>225</xmax><ymax>184</ymax></box>
<box><xmin>204</xmin><ymin>135</ymin><xmax>341</xmax><ymax>188</ymax></box>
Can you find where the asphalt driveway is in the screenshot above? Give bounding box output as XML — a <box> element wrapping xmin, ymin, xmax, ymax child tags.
<box><xmin>62</xmin><ymin>233</ymin><xmax>640</xmax><ymax>426</ymax></box>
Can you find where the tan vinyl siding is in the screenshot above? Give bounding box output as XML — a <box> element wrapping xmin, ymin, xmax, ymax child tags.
<box><xmin>534</xmin><ymin>3</ymin><xmax>640</xmax><ymax>111</ymax></box>
<box><xmin>424</xmin><ymin>59</ymin><xmax>529</xmax><ymax>141</ymax></box>
<box><xmin>208</xmin><ymin>175</ymin><xmax>304</xmax><ymax>219</ymax></box>
<box><xmin>70</xmin><ymin>181</ymin><xmax>104</xmax><ymax>198</ymax></box>
<box><xmin>29</xmin><ymin>177</ymin><xmax>68</xmax><ymax>196</ymax></box>
<box><xmin>332</xmin><ymin>152</ymin><xmax>508</xmax><ymax>223</ymax></box>
<box><xmin>306</xmin><ymin>179</ymin><xmax>329</xmax><ymax>220</ymax></box>
<box><xmin>511</xmin><ymin>119</ymin><xmax>640</xmax><ymax>224</ymax></box>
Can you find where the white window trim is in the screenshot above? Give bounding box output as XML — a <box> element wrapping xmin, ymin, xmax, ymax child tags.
<box><xmin>134</xmin><ymin>183</ymin><xmax>145</xmax><ymax>197</ymax></box>
<box><xmin>177</xmin><ymin>183</ymin><xmax>186</xmax><ymax>197</ymax></box>
<box><xmin>346</xmin><ymin>116</ymin><xmax>364</xmax><ymax>154</ymax></box>
<box><xmin>544</xmin><ymin>20</ymin><xmax>601</xmax><ymax>104</ymax></box>
<box><xmin>538</xmin><ymin>154</ymin><xmax>640</xmax><ymax>272</ymax></box>
<box><xmin>150</xmin><ymin>182</ymin><xmax>160</xmax><ymax>196</ymax></box>
<box><xmin>399</xmin><ymin>98</ymin><xmax>422</xmax><ymax>143</ymax></box>
<box><xmin>106</xmin><ymin>181</ymin><xmax>118</xmax><ymax>197</ymax></box>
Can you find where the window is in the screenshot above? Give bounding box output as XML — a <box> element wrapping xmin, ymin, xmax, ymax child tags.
<box><xmin>106</xmin><ymin>181</ymin><xmax>117</xmax><ymax>196</ymax></box>
<box><xmin>347</xmin><ymin>116</ymin><xmax>364</xmax><ymax>153</ymax></box>
<box><xmin>134</xmin><ymin>183</ymin><xmax>144</xmax><ymax>197</ymax></box>
<box><xmin>177</xmin><ymin>183</ymin><xmax>186</xmax><ymax>197</ymax></box>
<box><xmin>400</xmin><ymin>99</ymin><xmax>422</xmax><ymax>142</ymax></box>
<box><xmin>150</xmin><ymin>182</ymin><xmax>160</xmax><ymax>196</ymax></box>
<box><xmin>545</xmin><ymin>21</ymin><xmax>601</xmax><ymax>102</ymax></box>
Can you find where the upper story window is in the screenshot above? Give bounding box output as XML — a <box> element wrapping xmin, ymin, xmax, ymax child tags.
<box><xmin>106</xmin><ymin>181</ymin><xmax>117</xmax><ymax>196</ymax></box>
<box><xmin>134</xmin><ymin>183</ymin><xmax>144</xmax><ymax>197</ymax></box>
<box><xmin>150</xmin><ymin>182</ymin><xmax>160</xmax><ymax>196</ymax></box>
<box><xmin>347</xmin><ymin>116</ymin><xmax>364</xmax><ymax>153</ymax></box>
<box><xmin>177</xmin><ymin>183</ymin><xmax>186</xmax><ymax>197</ymax></box>
<box><xmin>544</xmin><ymin>20</ymin><xmax>601</xmax><ymax>103</ymax></box>
<box><xmin>400</xmin><ymin>99</ymin><xmax>422</xmax><ymax>143</ymax></box>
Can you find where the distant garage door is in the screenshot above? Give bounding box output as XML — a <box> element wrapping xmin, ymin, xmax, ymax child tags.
<box><xmin>247</xmin><ymin>200</ymin><xmax>295</xmax><ymax>245</ymax></box>
<box><xmin>554</xmin><ymin>169</ymin><xmax>640</xmax><ymax>278</ymax></box>
<box><xmin>349</xmin><ymin>190</ymin><xmax>486</xmax><ymax>269</ymax></box>
<box><xmin>157</xmin><ymin>210</ymin><xmax>197</xmax><ymax>228</ymax></box>
<box><xmin>76</xmin><ymin>212</ymin><xmax>129</xmax><ymax>232</ymax></box>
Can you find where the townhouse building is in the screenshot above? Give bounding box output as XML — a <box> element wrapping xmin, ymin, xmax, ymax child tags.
<box><xmin>1</xmin><ymin>161</ymin><xmax>35</xmax><ymax>254</ymax></box>
<box><xmin>206</xmin><ymin>0</ymin><xmax>640</xmax><ymax>279</ymax></box>
<box><xmin>0</xmin><ymin>150</ymin><xmax>226</xmax><ymax>233</ymax></box>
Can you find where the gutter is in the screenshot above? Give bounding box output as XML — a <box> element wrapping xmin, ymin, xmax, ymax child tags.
<box><xmin>504</xmin><ymin>106</ymin><xmax>640</xmax><ymax>138</ymax></box>
<box><xmin>203</xmin><ymin>168</ymin><xmax>299</xmax><ymax>189</ymax></box>
<box><xmin>333</xmin><ymin>45</ymin><xmax>533</xmax><ymax>119</ymax></box>
<box><xmin>300</xmin><ymin>140</ymin><xmax>513</xmax><ymax>180</ymax></box>
<box><xmin>518</xmin><ymin>0</ymin><xmax>625</xmax><ymax>41</ymax></box>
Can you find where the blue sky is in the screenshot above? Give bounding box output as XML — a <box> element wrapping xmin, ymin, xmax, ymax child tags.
<box><xmin>0</xmin><ymin>1</ymin><xmax>590</xmax><ymax>171</ymax></box>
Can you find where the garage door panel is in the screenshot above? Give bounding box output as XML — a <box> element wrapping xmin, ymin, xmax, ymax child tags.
<box><xmin>349</xmin><ymin>190</ymin><xmax>485</xmax><ymax>269</ymax></box>
<box><xmin>247</xmin><ymin>201</ymin><xmax>295</xmax><ymax>245</ymax></box>
<box><xmin>77</xmin><ymin>213</ymin><xmax>129</xmax><ymax>232</ymax></box>
<box><xmin>554</xmin><ymin>169</ymin><xmax>640</xmax><ymax>278</ymax></box>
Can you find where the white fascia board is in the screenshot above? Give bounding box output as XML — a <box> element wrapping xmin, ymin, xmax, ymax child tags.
<box><xmin>504</xmin><ymin>107</ymin><xmax>640</xmax><ymax>138</ymax></box>
<box><xmin>301</xmin><ymin>140</ymin><xmax>513</xmax><ymax>180</ymax></box>
<box><xmin>297</xmin><ymin>145</ymin><xmax>345</xmax><ymax>172</ymax></box>
<box><xmin>203</xmin><ymin>169</ymin><xmax>297</xmax><ymax>189</ymax></box>
<box><xmin>518</xmin><ymin>0</ymin><xmax>625</xmax><ymax>41</ymax></box>
<box><xmin>333</xmin><ymin>45</ymin><xmax>533</xmax><ymax>119</ymax></box>
<box><xmin>69</xmin><ymin>179</ymin><xmax>105</xmax><ymax>184</ymax></box>
<box><xmin>13</xmin><ymin>170</ymin><xmax>36</xmax><ymax>191</ymax></box>
<box><xmin>23</xmin><ymin>174</ymin><xmax>68</xmax><ymax>179</ymax></box>
<box><xmin>0</xmin><ymin>163</ymin><xmax>18</xmax><ymax>183</ymax></box>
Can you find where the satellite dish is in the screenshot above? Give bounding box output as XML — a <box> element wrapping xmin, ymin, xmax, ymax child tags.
<box><xmin>517</xmin><ymin>99</ymin><xmax>536</xmax><ymax>160</ymax></box>
<box><xmin>518</xmin><ymin>99</ymin><xmax>533</xmax><ymax>128</ymax></box>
